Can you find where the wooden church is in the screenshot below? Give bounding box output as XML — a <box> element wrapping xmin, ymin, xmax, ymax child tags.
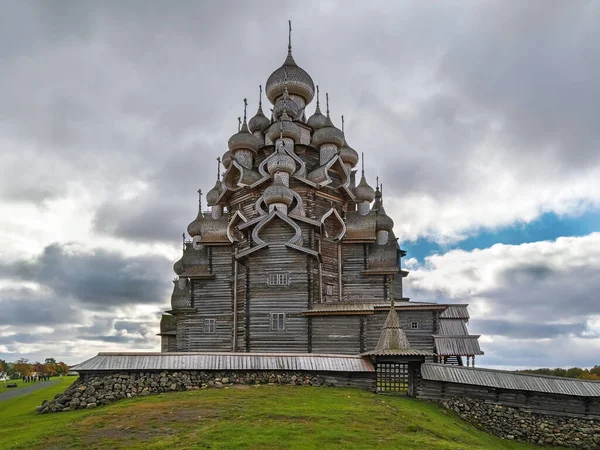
<box><xmin>159</xmin><ymin>25</ymin><xmax>483</xmax><ymax>367</ymax></box>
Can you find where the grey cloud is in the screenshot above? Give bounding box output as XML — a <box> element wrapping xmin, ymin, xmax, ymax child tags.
<box><xmin>471</xmin><ymin>320</ymin><xmax>587</xmax><ymax>340</ymax></box>
<box><xmin>1</xmin><ymin>243</ymin><xmax>172</xmax><ymax>310</ymax></box>
<box><xmin>0</xmin><ymin>287</ymin><xmax>82</xmax><ymax>326</ymax></box>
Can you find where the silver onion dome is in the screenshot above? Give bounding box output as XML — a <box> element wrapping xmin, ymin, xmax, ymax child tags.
<box><xmin>307</xmin><ymin>107</ymin><xmax>328</xmax><ymax>130</ymax></box>
<box><xmin>312</xmin><ymin>122</ymin><xmax>345</xmax><ymax>148</ymax></box>
<box><xmin>263</xmin><ymin>179</ymin><xmax>294</xmax><ymax>206</ymax></box>
<box><xmin>265</xmin><ymin>24</ymin><xmax>315</xmax><ymax>105</ymax></box>
<box><xmin>307</xmin><ymin>86</ymin><xmax>328</xmax><ymax>130</ymax></box>
<box><xmin>355</xmin><ymin>175</ymin><xmax>376</xmax><ymax>203</ymax></box>
<box><xmin>339</xmin><ymin>141</ymin><xmax>359</xmax><ymax>167</ymax></box>
<box><xmin>222</xmin><ymin>150</ymin><xmax>232</xmax><ymax>169</ymax></box>
<box><xmin>376</xmin><ymin>204</ymin><xmax>394</xmax><ymax>232</ymax></box>
<box><xmin>187</xmin><ymin>210</ymin><xmax>204</xmax><ymax>237</ymax></box>
<box><xmin>187</xmin><ymin>189</ymin><xmax>205</xmax><ymax>237</ymax></box>
<box><xmin>265</xmin><ymin>119</ymin><xmax>301</xmax><ymax>143</ymax></box>
<box><xmin>173</xmin><ymin>256</ymin><xmax>185</xmax><ymax>275</ymax></box>
<box><xmin>249</xmin><ymin>85</ymin><xmax>271</xmax><ymax>133</ymax></box>
<box><xmin>228</xmin><ymin>121</ymin><xmax>261</xmax><ymax>153</ymax></box>
<box><xmin>273</xmin><ymin>96</ymin><xmax>300</xmax><ymax>121</ymax></box>
<box><xmin>249</xmin><ymin>108</ymin><xmax>270</xmax><ymax>133</ymax></box>
<box><xmin>267</xmin><ymin>148</ymin><xmax>296</xmax><ymax>175</ymax></box>
<box><xmin>205</xmin><ymin>179</ymin><xmax>222</xmax><ymax>206</ymax></box>
<box><xmin>266</xmin><ymin>55</ymin><xmax>315</xmax><ymax>105</ymax></box>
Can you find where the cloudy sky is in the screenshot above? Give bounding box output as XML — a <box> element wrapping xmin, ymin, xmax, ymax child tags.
<box><xmin>1</xmin><ymin>0</ymin><xmax>599</xmax><ymax>369</ymax></box>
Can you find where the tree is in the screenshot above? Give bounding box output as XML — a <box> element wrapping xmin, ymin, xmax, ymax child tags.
<box><xmin>579</xmin><ymin>371</ymin><xmax>600</xmax><ymax>381</ymax></box>
<box><xmin>14</xmin><ymin>358</ymin><xmax>33</xmax><ymax>377</ymax></box>
<box><xmin>0</xmin><ymin>360</ymin><xmax>5</xmax><ymax>379</ymax></box>
<box><xmin>56</xmin><ymin>361</ymin><xmax>69</xmax><ymax>376</ymax></box>
<box><xmin>44</xmin><ymin>357</ymin><xmax>57</xmax><ymax>365</ymax></box>
<box><xmin>33</xmin><ymin>362</ymin><xmax>47</xmax><ymax>376</ymax></box>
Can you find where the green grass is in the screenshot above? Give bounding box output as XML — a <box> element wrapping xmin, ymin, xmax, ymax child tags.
<box><xmin>0</xmin><ymin>379</ymin><xmax>557</xmax><ymax>450</ymax></box>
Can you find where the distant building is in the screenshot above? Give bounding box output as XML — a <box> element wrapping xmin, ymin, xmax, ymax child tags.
<box><xmin>159</xmin><ymin>25</ymin><xmax>483</xmax><ymax>368</ymax></box>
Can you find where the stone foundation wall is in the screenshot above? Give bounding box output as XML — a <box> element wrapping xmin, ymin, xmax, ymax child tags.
<box><xmin>439</xmin><ymin>397</ymin><xmax>600</xmax><ymax>449</ymax></box>
<box><xmin>37</xmin><ymin>370</ymin><xmax>373</xmax><ymax>414</ymax></box>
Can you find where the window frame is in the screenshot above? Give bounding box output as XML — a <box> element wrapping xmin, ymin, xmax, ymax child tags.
<box><xmin>204</xmin><ymin>318</ymin><xmax>216</xmax><ymax>334</ymax></box>
<box><xmin>270</xmin><ymin>312</ymin><xmax>286</xmax><ymax>331</ymax></box>
<box><xmin>268</xmin><ymin>272</ymin><xmax>289</xmax><ymax>286</ymax></box>
<box><xmin>410</xmin><ymin>321</ymin><xmax>419</xmax><ymax>330</ymax></box>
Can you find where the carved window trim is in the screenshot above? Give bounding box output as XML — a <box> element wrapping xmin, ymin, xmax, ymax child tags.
<box><xmin>204</xmin><ymin>318</ymin><xmax>216</xmax><ymax>334</ymax></box>
<box><xmin>410</xmin><ymin>321</ymin><xmax>419</xmax><ymax>330</ymax></box>
<box><xmin>270</xmin><ymin>312</ymin><xmax>286</xmax><ymax>331</ymax></box>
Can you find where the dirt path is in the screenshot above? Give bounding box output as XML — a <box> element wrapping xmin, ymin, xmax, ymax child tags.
<box><xmin>0</xmin><ymin>380</ymin><xmax>57</xmax><ymax>402</ymax></box>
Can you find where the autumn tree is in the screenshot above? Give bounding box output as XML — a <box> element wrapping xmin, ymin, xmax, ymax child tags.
<box><xmin>33</xmin><ymin>362</ymin><xmax>47</xmax><ymax>376</ymax></box>
<box><xmin>14</xmin><ymin>358</ymin><xmax>33</xmax><ymax>377</ymax></box>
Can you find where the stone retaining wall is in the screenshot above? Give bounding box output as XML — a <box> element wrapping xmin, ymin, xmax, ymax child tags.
<box><xmin>439</xmin><ymin>397</ymin><xmax>600</xmax><ymax>449</ymax></box>
<box><xmin>37</xmin><ymin>370</ymin><xmax>373</xmax><ymax>414</ymax></box>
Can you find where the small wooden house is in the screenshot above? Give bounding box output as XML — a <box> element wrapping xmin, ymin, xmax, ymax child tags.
<box><xmin>160</xmin><ymin>30</ymin><xmax>483</xmax><ymax>369</ymax></box>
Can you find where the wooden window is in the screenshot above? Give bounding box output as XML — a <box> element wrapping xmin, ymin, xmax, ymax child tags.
<box><xmin>204</xmin><ymin>318</ymin><xmax>216</xmax><ymax>334</ymax></box>
<box><xmin>268</xmin><ymin>273</ymin><xmax>289</xmax><ymax>286</ymax></box>
<box><xmin>410</xmin><ymin>321</ymin><xmax>419</xmax><ymax>329</ymax></box>
<box><xmin>270</xmin><ymin>312</ymin><xmax>286</xmax><ymax>331</ymax></box>
<box><xmin>326</xmin><ymin>284</ymin><xmax>334</xmax><ymax>296</ymax></box>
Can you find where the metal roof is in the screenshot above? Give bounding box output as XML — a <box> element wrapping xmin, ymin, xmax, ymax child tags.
<box><xmin>421</xmin><ymin>363</ymin><xmax>600</xmax><ymax>397</ymax></box>
<box><xmin>433</xmin><ymin>336</ymin><xmax>484</xmax><ymax>356</ymax></box>
<box><xmin>303</xmin><ymin>301</ymin><xmax>447</xmax><ymax>316</ymax></box>
<box><xmin>71</xmin><ymin>352</ymin><xmax>375</xmax><ymax>373</ymax></box>
<box><xmin>440</xmin><ymin>305</ymin><xmax>470</xmax><ymax>319</ymax></box>
<box><xmin>438</xmin><ymin>319</ymin><xmax>468</xmax><ymax>336</ymax></box>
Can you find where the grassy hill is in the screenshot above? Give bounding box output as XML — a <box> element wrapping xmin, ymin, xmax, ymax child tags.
<box><xmin>0</xmin><ymin>376</ymin><xmax>553</xmax><ymax>450</ymax></box>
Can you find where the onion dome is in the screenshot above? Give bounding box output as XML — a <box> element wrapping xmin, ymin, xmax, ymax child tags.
<box><xmin>228</xmin><ymin>121</ymin><xmax>260</xmax><ymax>153</ymax></box>
<box><xmin>206</xmin><ymin>180</ymin><xmax>222</xmax><ymax>206</ymax></box>
<box><xmin>228</xmin><ymin>100</ymin><xmax>261</xmax><ymax>153</ymax></box>
<box><xmin>263</xmin><ymin>179</ymin><xmax>294</xmax><ymax>206</ymax></box>
<box><xmin>267</xmin><ymin>145</ymin><xmax>296</xmax><ymax>175</ymax></box>
<box><xmin>355</xmin><ymin>174</ymin><xmax>376</xmax><ymax>202</ymax></box>
<box><xmin>265</xmin><ymin>119</ymin><xmax>301</xmax><ymax>143</ymax></box>
<box><xmin>187</xmin><ymin>190</ymin><xmax>205</xmax><ymax>237</ymax></box>
<box><xmin>376</xmin><ymin>204</ymin><xmax>394</xmax><ymax>232</ymax></box>
<box><xmin>265</xmin><ymin>26</ymin><xmax>315</xmax><ymax>105</ymax></box>
<box><xmin>355</xmin><ymin>158</ymin><xmax>375</xmax><ymax>203</ymax></box>
<box><xmin>340</xmin><ymin>143</ymin><xmax>359</xmax><ymax>167</ymax></box>
<box><xmin>222</xmin><ymin>150</ymin><xmax>232</xmax><ymax>169</ymax></box>
<box><xmin>249</xmin><ymin>85</ymin><xmax>271</xmax><ymax>133</ymax></box>
<box><xmin>339</xmin><ymin>116</ymin><xmax>359</xmax><ymax>167</ymax></box>
<box><xmin>307</xmin><ymin>86</ymin><xmax>328</xmax><ymax>130</ymax></box>
<box><xmin>173</xmin><ymin>256</ymin><xmax>185</xmax><ymax>275</ymax></box>
<box><xmin>273</xmin><ymin>96</ymin><xmax>300</xmax><ymax>121</ymax></box>
<box><xmin>312</xmin><ymin>123</ymin><xmax>345</xmax><ymax>148</ymax></box>
<box><xmin>311</xmin><ymin>93</ymin><xmax>345</xmax><ymax>148</ymax></box>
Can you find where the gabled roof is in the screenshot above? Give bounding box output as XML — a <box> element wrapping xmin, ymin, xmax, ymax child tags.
<box><xmin>440</xmin><ymin>305</ymin><xmax>470</xmax><ymax>319</ymax></box>
<box><xmin>433</xmin><ymin>335</ymin><xmax>484</xmax><ymax>356</ymax></box>
<box><xmin>71</xmin><ymin>352</ymin><xmax>375</xmax><ymax>373</ymax></box>
<box><xmin>421</xmin><ymin>363</ymin><xmax>600</xmax><ymax>397</ymax></box>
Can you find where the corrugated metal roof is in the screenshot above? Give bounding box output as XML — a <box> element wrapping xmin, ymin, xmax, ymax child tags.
<box><xmin>439</xmin><ymin>319</ymin><xmax>468</xmax><ymax>336</ymax></box>
<box><xmin>433</xmin><ymin>336</ymin><xmax>484</xmax><ymax>356</ymax></box>
<box><xmin>440</xmin><ymin>305</ymin><xmax>470</xmax><ymax>319</ymax></box>
<box><xmin>421</xmin><ymin>363</ymin><xmax>600</xmax><ymax>397</ymax></box>
<box><xmin>71</xmin><ymin>352</ymin><xmax>375</xmax><ymax>373</ymax></box>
